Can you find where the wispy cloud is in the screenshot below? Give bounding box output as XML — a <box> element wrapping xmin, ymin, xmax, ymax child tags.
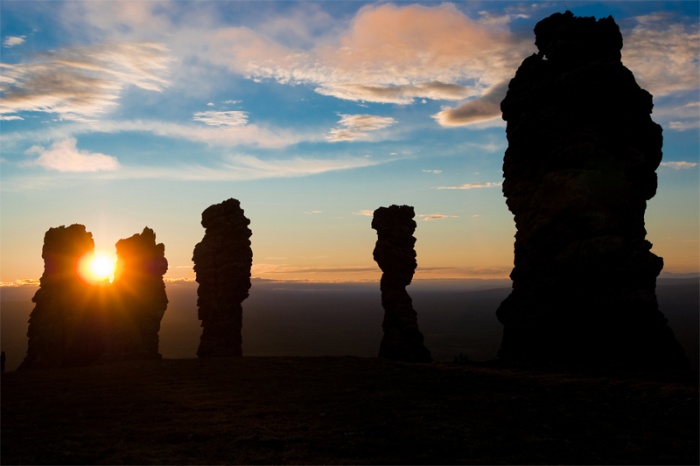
<box><xmin>202</xmin><ymin>3</ymin><xmax>526</xmax><ymax>113</ymax></box>
<box><xmin>659</xmin><ymin>161</ymin><xmax>698</xmax><ymax>170</ymax></box>
<box><xmin>418</xmin><ymin>213</ymin><xmax>458</xmax><ymax>221</ymax></box>
<box><xmin>193</xmin><ymin>110</ymin><xmax>249</xmax><ymax>127</ymax></box>
<box><xmin>433</xmin><ymin>81</ymin><xmax>509</xmax><ymax>127</ymax></box>
<box><xmin>0</xmin><ymin>278</ymin><xmax>40</xmax><ymax>287</ymax></box>
<box><xmin>414</xmin><ymin>266</ymin><xmax>510</xmax><ymax>279</ymax></box>
<box><xmin>24</xmin><ymin>137</ymin><xmax>120</xmax><ymax>172</ymax></box>
<box><xmin>163</xmin><ymin>277</ymin><xmax>195</xmax><ymax>284</ymax></box>
<box><xmin>109</xmin><ymin>153</ymin><xmax>383</xmax><ymax>182</ymax></box>
<box><xmin>220</xmin><ymin>154</ymin><xmax>377</xmax><ymax>179</ymax></box>
<box><xmin>422</xmin><ymin>169</ymin><xmax>442</xmax><ymax>174</ymax></box>
<box><xmin>326</xmin><ymin>114</ymin><xmax>396</xmax><ymax>142</ymax></box>
<box><xmin>653</xmin><ymin>101</ymin><xmax>700</xmax><ymax>132</ymax></box>
<box><xmin>0</xmin><ymin>42</ymin><xmax>170</xmax><ymax>121</ymax></box>
<box><xmin>3</xmin><ymin>36</ymin><xmax>25</xmax><ymax>48</ymax></box>
<box><xmin>4</xmin><ymin>118</ymin><xmax>315</xmax><ymax>150</ymax></box>
<box><xmin>436</xmin><ymin>181</ymin><xmax>502</xmax><ymax>190</ymax></box>
<box><xmin>622</xmin><ymin>14</ymin><xmax>699</xmax><ymax>98</ymax></box>
<box><xmin>252</xmin><ymin>263</ymin><xmax>378</xmax><ymax>278</ymax></box>
<box><xmin>316</xmin><ymin>82</ymin><xmax>474</xmax><ymax>105</ymax></box>
<box><xmin>621</xmin><ymin>15</ymin><xmax>700</xmax><ymax>132</ymax></box>
<box><xmin>353</xmin><ymin>210</ymin><xmax>375</xmax><ymax>217</ymax></box>
<box><xmin>2</xmin><ymin>151</ymin><xmax>386</xmax><ymax>191</ymax></box>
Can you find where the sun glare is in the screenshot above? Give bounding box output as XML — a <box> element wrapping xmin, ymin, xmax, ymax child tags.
<box><xmin>78</xmin><ymin>252</ymin><xmax>116</xmax><ymax>284</ymax></box>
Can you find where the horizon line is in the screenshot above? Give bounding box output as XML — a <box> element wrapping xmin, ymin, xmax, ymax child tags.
<box><xmin>3</xmin><ymin>272</ymin><xmax>699</xmax><ymax>288</ymax></box>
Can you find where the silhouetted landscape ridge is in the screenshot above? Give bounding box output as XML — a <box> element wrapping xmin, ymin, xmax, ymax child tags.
<box><xmin>1</xmin><ymin>10</ymin><xmax>698</xmax><ymax>466</ymax></box>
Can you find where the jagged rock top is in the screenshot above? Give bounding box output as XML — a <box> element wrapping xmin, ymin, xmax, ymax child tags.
<box><xmin>201</xmin><ymin>198</ymin><xmax>251</xmax><ymax>231</ymax></box>
<box><xmin>534</xmin><ymin>10</ymin><xmax>622</xmax><ymax>64</ymax></box>
<box><xmin>371</xmin><ymin>205</ymin><xmax>417</xmax><ymax>244</ymax></box>
<box><xmin>114</xmin><ymin>227</ymin><xmax>168</xmax><ymax>279</ymax></box>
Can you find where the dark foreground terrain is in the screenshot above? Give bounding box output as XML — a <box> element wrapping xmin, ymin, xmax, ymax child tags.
<box><xmin>2</xmin><ymin>357</ymin><xmax>698</xmax><ymax>465</ymax></box>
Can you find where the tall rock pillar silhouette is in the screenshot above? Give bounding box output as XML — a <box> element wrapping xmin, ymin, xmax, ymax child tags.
<box><xmin>193</xmin><ymin>199</ymin><xmax>252</xmax><ymax>357</ymax></box>
<box><xmin>106</xmin><ymin>227</ymin><xmax>168</xmax><ymax>361</ymax></box>
<box><xmin>372</xmin><ymin>205</ymin><xmax>432</xmax><ymax>363</ymax></box>
<box><xmin>497</xmin><ymin>11</ymin><xmax>687</xmax><ymax>368</ymax></box>
<box><xmin>19</xmin><ymin>224</ymin><xmax>101</xmax><ymax>370</ymax></box>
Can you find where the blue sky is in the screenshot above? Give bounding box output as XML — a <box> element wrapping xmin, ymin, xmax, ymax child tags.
<box><xmin>1</xmin><ymin>1</ymin><xmax>698</xmax><ymax>284</ymax></box>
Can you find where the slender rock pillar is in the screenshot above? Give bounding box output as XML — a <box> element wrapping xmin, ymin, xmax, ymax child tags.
<box><xmin>372</xmin><ymin>205</ymin><xmax>432</xmax><ymax>363</ymax></box>
<box><xmin>107</xmin><ymin>227</ymin><xmax>168</xmax><ymax>361</ymax></box>
<box><xmin>193</xmin><ymin>199</ymin><xmax>252</xmax><ymax>357</ymax></box>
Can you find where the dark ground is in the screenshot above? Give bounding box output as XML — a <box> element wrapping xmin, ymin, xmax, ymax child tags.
<box><xmin>2</xmin><ymin>357</ymin><xmax>698</xmax><ymax>465</ymax></box>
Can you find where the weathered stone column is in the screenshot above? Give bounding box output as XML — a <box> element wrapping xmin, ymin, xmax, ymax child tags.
<box><xmin>193</xmin><ymin>199</ymin><xmax>252</xmax><ymax>357</ymax></box>
<box><xmin>107</xmin><ymin>227</ymin><xmax>168</xmax><ymax>361</ymax></box>
<box><xmin>19</xmin><ymin>224</ymin><xmax>98</xmax><ymax>370</ymax></box>
<box><xmin>372</xmin><ymin>205</ymin><xmax>432</xmax><ymax>363</ymax></box>
<box><xmin>497</xmin><ymin>11</ymin><xmax>687</xmax><ymax>368</ymax></box>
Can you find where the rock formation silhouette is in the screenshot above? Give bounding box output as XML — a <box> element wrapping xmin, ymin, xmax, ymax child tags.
<box><xmin>105</xmin><ymin>227</ymin><xmax>168</xmax><ymax>361</ymax></box>
<box><xmin>372</xmin><ymin>205</ymin><xmax>432</xmax><ymax>363</ymax></box>
<box><xmin>193</xmin><ymin>198</ymin><xmax>253</xmax><ymax>357</ymax></box>
<box><xmin>497</xmin><ymin>11</ymin><xmax>687</xmax><ymax>368</ymax></box>
<box><xmin>19</xmin><ymin>225</ymin><xmax>169</xmax><ymax>370</ymax></box>
<box><xmin>19</xmin><ymin>224</ymin><xmax>104</xmax><ymax>370</ymax></box>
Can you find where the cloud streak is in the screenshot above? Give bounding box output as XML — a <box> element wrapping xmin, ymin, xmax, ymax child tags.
<box><xmin>0</xmin><ymin>41</ymin><xmax>170</xmax><ymax>120</ymax></box>
<box><xmin>436</xmin><ymin>181</ymin><xmax>502</xmax><ymax>190</ymax></box>
<box><xmin>193</xmin><ymin>110</ymin><xmax>249</xmax><ymax>127</ymax></box>
<box><xmin>2</xmin><ymin>152</ymin><xmax>387</xmax><ymax>191</ymax></box>
<box><xmin>433</xmin><ymin>81</ymin><xmax>509</xmax><ymax>127</ymax></box>
<box><xmin>659</xmin><ymin>161</ymin><xmax>698</xmax><ymax>170</ymax></box>
<box><xmin>25</xmin><ymin>138</ymin><xmax>120</xmax><ymax>172</ymax></box>
<box><xmin>3</xmin><ymin>118</ymin><xmax>315</xmax><ymax>150</ymax></box>
<box><xmin>418</xmin><ymin>213</ymin><xmax>458</xmax><ymax>221</ymax></box>
<box><xmin>353</xmin><ymin>210</ymin><xmax>375</xmax><ymax>217</ymax></box>
<box><xmin>326</xmin><ymin>114</ymin><xmax>396</xmax><ymax>142</ymax></box>
<box><xmin>3</xmin><ymin>36</ymin><xmax>25</xmax><ymax>48</ymax></box>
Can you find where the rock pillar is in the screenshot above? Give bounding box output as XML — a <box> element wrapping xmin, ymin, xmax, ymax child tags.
<box><xmin>19</xmin><ymin>224</ymin><xmax>169</xmax><ymax>370</ymax></box>
<box><xmin>497</xmin><ymin>11</ymin><xmax>687</xmax><ymax>368</ymax></box>
<box><xmin>19</xmin><ymin>225</ymin><xmax>103</xmax><ymax>369</ymax></box>
<box><xmin>107</xmin><ymin>227</ymin><xmax>168</xmax><ymax>361</ymax></box>
<box><xmin>372</xmin><ymin>205</ymin><xmax>432</xmax><ymax>363</ymax></box>
<box><xmin>193</xmin><ymin>199</ymin><xmax>253</xmax><ymax>357</ymax></box>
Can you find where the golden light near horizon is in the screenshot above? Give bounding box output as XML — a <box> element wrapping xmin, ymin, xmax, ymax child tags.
<box><xmin>78</xmin><ymin>252</ymin><xmax>116</xmax><ymax>284</ymax></box>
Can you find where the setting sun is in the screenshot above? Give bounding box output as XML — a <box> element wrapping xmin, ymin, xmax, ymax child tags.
<box><xmin>78</xmin><ymin>252</ymin><xmax>116</xmax><ymax>284</ymax></box>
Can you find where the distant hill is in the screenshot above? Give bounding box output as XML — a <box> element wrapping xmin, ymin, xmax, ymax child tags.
<box><xmin>2</xmin><ymin>277</ymin><xmax>698</xmax><ymax>371</ymax></box>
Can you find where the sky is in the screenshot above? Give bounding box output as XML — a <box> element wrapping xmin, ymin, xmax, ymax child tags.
<box><xmin>1</xmin><ymin>0</ymin><xmax>698</xmax><ymax>285</ymax></box>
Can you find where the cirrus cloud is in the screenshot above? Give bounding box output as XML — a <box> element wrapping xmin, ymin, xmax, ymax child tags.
<box><xmin>622</xmin><ymin>14</ymin><xmax>699</xmax><ymax>98</ymax></box>
<box><xmin>326</xmin><ymin>114</ymin><xmax>397</xmax><ymax>142</ymax></box>
<box><xmin>418</xmin><ymin>213</ymin><xmax>458</xmax><ymax>221</ymax></box>
<box><xmin>0</xmin><ymin>41</ymin><xmax>171</xmax><ymax>121</ymax></box>
<box><xmin>659</xmin><ymin>161</ymin><xmax>698</xmax><ymax>170</ymax></box>
<box><xmin>436</xmin><ymin>181</ymin><xmax>502</xmax><ymax>190</ymax></box>
<box><xmin>353</xmin><ymin>210</ymin><xmax>375</xmax><ymax>217</ymax></box>
<box><xmin>193</xmin><ymin>110</ymin><xmax>249</xmax><ymax>127</ymax></box>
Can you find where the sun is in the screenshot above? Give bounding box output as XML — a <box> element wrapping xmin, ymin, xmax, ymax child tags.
<box><xmin>78</xmin><ymin>252</ymin><xmax>116</xmax><ymax>284</ymax></box>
